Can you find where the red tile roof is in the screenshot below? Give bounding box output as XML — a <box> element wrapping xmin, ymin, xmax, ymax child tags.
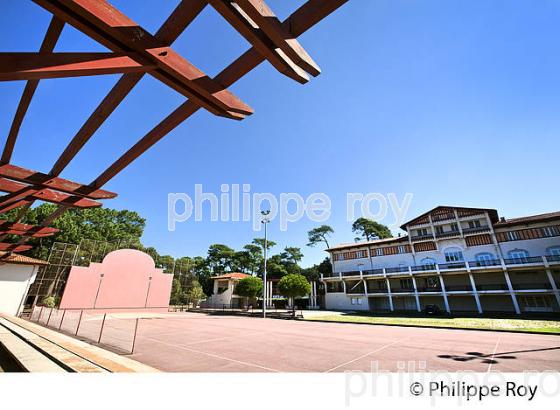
<box><xmin>0</xmin><ymin>251</ymin><xmax>48</xmax><ymax>266</ymax></box>
<box><xmin>211</xmin><ymin>272</ymin><xmax>251</xmax><ymax>280</ymax></box>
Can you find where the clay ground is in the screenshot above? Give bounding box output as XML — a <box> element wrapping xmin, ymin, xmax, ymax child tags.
<box><xmin>107</xmin><ymin>312</ymin><xmax>560</xmax><ymax>372</ymax></box>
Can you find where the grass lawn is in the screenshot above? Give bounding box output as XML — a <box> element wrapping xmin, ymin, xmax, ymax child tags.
<box><xmin>304</xmin><ymin>312</ymin><xmax>560</xmax><ymax>334</ymax></box>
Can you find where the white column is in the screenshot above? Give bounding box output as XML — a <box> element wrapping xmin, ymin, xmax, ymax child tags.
<box><xmin>503</xmin><ymin>269</ymin><xmax>521</xmax><ymax>314</ymax></box>
<box><xmin>438</xmin><ymin>274</ymin><xmax>451</xmax><ymax>313</ymax></box>
<box><xmin>385</xmin><ymin>277</ymin><xmax>394</xmax><ymax>311</ymax></box>
<box><xmin>468</xmin><ymin>272</ymin><xmax>483</xmax><ymax>314</ymax></box>
<box><xmin>411</xmin><ymin>274</ymin><xmax>421</xmax><ymax>312</ymax></box>
<box><xmin>545</xmin><ymin>269</ymin><xmax>560</xmax><ymax>309</ymax></box>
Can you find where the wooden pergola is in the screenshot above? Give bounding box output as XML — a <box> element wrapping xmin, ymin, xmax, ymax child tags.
<box><xmin>0</xmin><ymin>0</ymin><xmax>349</xmax><ymax>252</ymax></box>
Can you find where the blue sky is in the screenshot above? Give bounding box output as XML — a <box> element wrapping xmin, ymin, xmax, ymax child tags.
<box><xmin>1</xmin><ymin>1</ymin><xmax>559</xmax><ymax>267</ymax></box>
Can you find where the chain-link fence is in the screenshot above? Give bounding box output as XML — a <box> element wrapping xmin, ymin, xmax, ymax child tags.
<box><xmin>30</xmin><ymin>306</ymin><xmax>140</xmax><ymax>354</ymax></box>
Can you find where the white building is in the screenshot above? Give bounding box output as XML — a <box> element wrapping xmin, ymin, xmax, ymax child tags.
<box><xmin>0</xmin><ymin>252</ymin><xmax>48</xmax><ymax>316</ymax></box>
<box><xmin>202</xmin><ymin>272</ymin><xmax>251</xmax><ymax>308</ymax></box>
<box><xmin>322</xmin><ymin>206</ymin><xmax>560</xmax><ymax>315</ymax></box>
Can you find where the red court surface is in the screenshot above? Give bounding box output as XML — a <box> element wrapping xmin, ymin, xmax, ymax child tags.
<box><xmin>126</xmin><ymin>313</ymin><xmax>560</xmax><ymax>372</ymax></box>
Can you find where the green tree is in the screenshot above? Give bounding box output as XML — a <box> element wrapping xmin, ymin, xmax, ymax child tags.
<box><xmin>186</xmin><ymin>280</ymin><xmax>206</xmax><ymax>307</ymax></box>
<box><xmin>170</xmin><ymin>278</ymin><xmax>183</xmax><ymax>305</ymax></box>
<box><xmin>351</xmin><ymin>218</ymin><xmax>392</xmax><ymax>241</ymax></box>
<box><xmin>234</xmin><ymin>276</ymin><xmax>263</xmax><ymax>309</ymax></box>
<box><xmin>0</xmin><ymin>203</ymin><xmax>146</xmax><ymax>260</ymax></box>
<box><xmin>252</xmin><ymin>237</ymin><xmax>276</xmax><ymax>252</ymax></box>
<box><xmin>206</xmin><ymin>244</ymin><xmax>236</xmax><ymax>274</ymax></box>
<box><xmin>307</xmin><ymin>225</ymin><xmax>334</xmax><ymax>248</ymax></box>
<box><xmin>280</xmin><ymin>247</ymin><xmax>303</xmax><ymax>264</ymax></box>
<box><xmin>277</xmin><ymin>274</ymin><xmax>311</xmax><ymax>317</ymax></box>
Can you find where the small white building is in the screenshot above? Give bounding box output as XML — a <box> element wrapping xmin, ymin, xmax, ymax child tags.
<box><xmin>202</xmin><ymin>272</ymin><xmax>251</xmax><ymax>308</ymax></box>
<box><xmin>0</xmin><ymin>252</ymin><xmax>48</xmax><ymax>316</ymax></box>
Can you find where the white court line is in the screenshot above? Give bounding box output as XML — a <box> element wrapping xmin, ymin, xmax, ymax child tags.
<box><xmin>486</xmin><ymin>336</ymin><xmax>501</xmax><ymax>373</ymax></box>
<box><xmin>324</xmin><ymin>338</ymin><xmax>406</xmax><ymax>373</ymax></box>
<box><xmin>144</xmin><ymin>336</ymin><xmax>280</xmax><ymax>372</ymax></box>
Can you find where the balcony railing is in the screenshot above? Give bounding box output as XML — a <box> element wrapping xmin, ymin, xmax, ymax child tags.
<box><xmin>476</xmin><ymin>284</ymin><xmax>509</xmax><ymax>291</ymax></box>
<box><xmin>410</xmin><ymin>233</ymin><xmax>433</xmax><ymax>242</ymax></box>
<box><xmin>341</xmin><ymin>271</ymin><xmax>361</xmax><ymax>277</ymax></box>
<box><xmin>512</xmin><ymin>283</ymin><xmax>552</xmax><ymax>290</ymax></box>
<box><xmin>462</xmin><ymin>225</ymin><xmax>490</xmax><ymax>235</ymax></box>
<box><xmin>416</xmin><ymin>286</ymin><xmax>441</xmax><ymax>292</ymax></box>
<box><xmin>363</xmin><ymin>268</ymin><xmax>384</xmax><ymax>276</ymax></box>
<box><xmin>411</xmin><ymin>264</ymin><xmax>437</xmax><ymax>272</ymax></box>
<box><xmin>385</xmin><ymin>266</ymin><xmax>410</xmax><ymax>274</ymax></box>
<box><xmin>438</xmin><ymin>262</ymin><xmax>466</xmax><ymax>270</ymax></box>
<box><xmin>445</xmin><ymin>285</ymin><xmax>473</xmax><ymax>292</ymax></box>
<box><xmin>468</xmin><ymin>259</ymin><xmax>502</xmax><ymax>268</ymax></box>
<box><xmin>504</xmin><ymin>256</ymin><xmax>544</xmax><ymax>265</ymax></box>
<box><xmin>435</xmin><ymin>230</ymin><xmax>461</xmax><ymax>239</ymax></box>
<box><xmin>326</xmin><ymin>255</ymin><xmax>554</xmax><ymax>281</ymax></box>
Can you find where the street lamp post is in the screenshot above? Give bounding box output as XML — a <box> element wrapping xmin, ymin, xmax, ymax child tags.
<box><xmin>261</xmin><ymin>210</ymin><xmax>270</xmax><ymax>318</ymax></box>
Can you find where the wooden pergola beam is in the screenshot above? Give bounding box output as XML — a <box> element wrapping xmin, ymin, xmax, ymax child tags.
<box><xmin>1</xmin><ymin>16</ymin><xmax>64</xmax><ymax>165</ymax></box>
<box><xmin>232</xmin><ymin>0</ymin><xmax>321</xmax><ymax>76</ymax></box>
<box><xmin>33</xmin><ymin>0</ymin><xmax>252</xmax><ymax>119</ymax></box>
<box><xmin>0</xmin><ymin>52</ymin><xmax>155</xmax><ymax>81</ymax></box>
<box><xmin>0</xmin><ymin>164</ymin><xmax>116</xmax><ymax>199</ymax></box>
<box><xmin>92</xmin><ymin>0</ymin><xmax>349</xmax><ymax>187</ymax></box>
<box><xmin>0</xmin><ymin>220</ymin><xmax>59</xmax><ymax>238</ymax></box>
<box><xmin>0</xmin><ymin>178</ymin><xmax>102</xmax><ymax>208</ymax></box>
<box><xmin>50</xmin><ymin>0</ymin><xmax>208</xmax><ymax>176</ymax></box>
<box><xmin>208</xmin><ymin>0</ymin><xmax>309</xmax><ymax>84</ymax></box>
<box><xmin>0</xmin><ymin>243</ymin><xmax>33</xmax><ymax>253</ymax></box>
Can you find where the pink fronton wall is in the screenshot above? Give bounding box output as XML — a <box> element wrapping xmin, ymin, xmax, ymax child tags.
<box><xmin>60</xmin><ymin>249</ymin><xmax>173</xmax><ymax>312</ymax></box>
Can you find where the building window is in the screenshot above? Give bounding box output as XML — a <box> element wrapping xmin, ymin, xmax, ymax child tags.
<box><xmin>506</xmin><ymin>231</ymin><xmax>519</xmax><ymax>241</ymax></box>
<box><xmin>543</xmin><ymin>227</ymin><xmax>560</xmax><ymax>237</ymax></box>
<box><xmin>468</xmin><ymin>220</ymin><xmax>482</xmax><ymax>229</ymax></box>
<box><xmin>375</xmin><ymin>248</ymin><xmax>383</xmax><ymax>256</ymax></box>
<box><xmin>397</xmin><ymin>245</ymin><xmax>407</xmax><ymax>254</ymax></box>
<box><xmin>519</xmin><ymin>296</ymin><xmax>551</xmax><ymax>311</ymax></box>
<box><xmin>425</xmin><ymin>277</ymin><xmax>439</xmax><ymax>288</ymax></box>
<box><xmin>355</xmin><ymin>250</ymin><xmax>365</xmax><ymax>259</ymax></box>
<box><xmin>417</xmin><ymin>228</ymin><xmax>428</xmax><ymax>236</ymax></box>
<box><xmin>378</xmin><ymin>281</ymin><xmax>387</xmax><ymax>290</ymax></box>
<box><xmin>450</xmin><ymin>223</ymin><xmax>459</xmax><ymax>232</ymax></box>
<box><xmin>444</xmin><ymin>247</ymin><xmax>464</xmax><ymax>262</ymax></box>
<box><xmin>435</xmin><ymin>226</ymin><xmax>444</xmax><ymax>235</ymax></box>
<box><xmin>421</xmin><ymin>257</ymin><xmax>436</xmax><ymax>268</ymax></box>
<box><xmin>546</xmin><ymin>246</ymin><xmax>560</xmax><ymax>256</ymax></box>
<box><xmin>475</xmin><ymin>252</ymin><xmax>495</xmax><ymax>263</ymax></box>
<box><xmin>508</xmin><ymin>249</ymin><xmax>529</xmax><ymax>261</ymax></box>
<box><xmin>400</xmin><ymin>278</ymin><xmax>413</xmax><ymax>289</ymax></box>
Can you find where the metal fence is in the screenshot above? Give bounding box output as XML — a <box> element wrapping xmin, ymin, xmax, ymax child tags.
<box><xmin>29</xmin><ymin>306</ymin><xmax>140</xmax><ymax>355</ymax></box>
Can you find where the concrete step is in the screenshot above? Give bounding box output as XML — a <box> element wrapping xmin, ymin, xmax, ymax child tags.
<box><xmin>0</xmin><ymin>314</ymin><xmax>157</xmax><ymax>372</ymax></box>
<box><xmin>0</xmin><ymin>325</ymin><xmax>66</xmax><ymax>372</ymax></box>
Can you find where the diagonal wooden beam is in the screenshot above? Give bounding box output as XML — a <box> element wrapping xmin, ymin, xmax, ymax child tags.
<box><xmin>33</xmin><ymin>0</ymin><xmax>252</xmax><ymax>119</ymax></box>
<box><xmin>0</xmin><ymin>178</ymin><xmax>102</xmax><ymax>208</ymax></box>
<box><xmin>0</xmin><ymin>52</ymin><xmax>155</xmax><ymax>81</ymax></box>
<box><xmin>0</xmin><ymin>220</ymin><xmax>59</xmax><ymax>238</ymax></box>
<box><xmin>50</xmin><ymin>0</ymin><xmax>208</xmax><ymax>176</ymax></box>
<box><xmin>234</xmin><ymin>0</ymin><xmax>321</xmax><ymax>76</ymax></box>
<box><xmin>208</xmin><ymin>0</ymin><xmax>309</xmax><ymax>84</ymax></box>
<box><xmin>0</xmin><ymin>243</ymin><xmax>33</xmax><ymax>252</ymax></box>
<box><xmin>0</xmin><ymin>164</ymin><xmax>116</xmax><ymax>199</ymax></box>
<box><xmin>1</xmin><ymin>16</ymin><xmax>64</xmax><ymax>165</ymax></box>
<box><xmin>92</xmin><ymin>0</ymin><xmax>349</xmax><ymax>187</ymax></box>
